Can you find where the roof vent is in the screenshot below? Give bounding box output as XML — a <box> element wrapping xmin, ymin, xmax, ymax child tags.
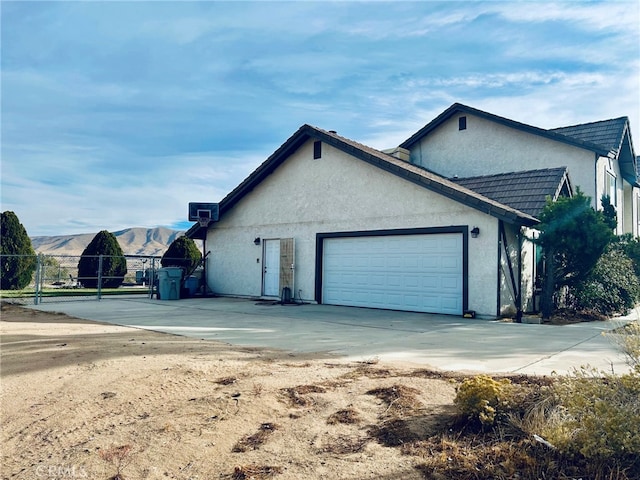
<box><xmin>329</xmin><ymin>130</ymin><xmax>337</xmax><ymax>134</ymax></box>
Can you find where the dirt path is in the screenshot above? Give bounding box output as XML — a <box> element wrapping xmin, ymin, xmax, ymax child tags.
<box><xmin>1</xmin><ymin>302</ymin><xmax>458</xmax><ymax>480</ymax></box>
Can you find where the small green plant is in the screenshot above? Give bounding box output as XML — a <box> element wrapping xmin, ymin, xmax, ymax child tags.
<box><xmin>454</xmin><ymin>375</ymin><xmax>514</xmax><ymax>427</ymax></box>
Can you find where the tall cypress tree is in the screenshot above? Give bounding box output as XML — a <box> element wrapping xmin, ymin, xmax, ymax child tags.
<box><xmin>161</xmin><ymin>236</ymin><xmax>202</xmax><ymax>277</ymax></box>
<box><xmin>0</xmin><ymin>211</ymin><xmax>37</xmax><ymax>290</ymax></box>
<box><xmin>77</xmin><ymin>230</ymin><xmax>127</xmax><ymax>288</ymax></box>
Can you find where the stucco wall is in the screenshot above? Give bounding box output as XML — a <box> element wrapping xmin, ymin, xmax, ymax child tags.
<box><xmin>409</xmin><ymin>113</ymin><xmax>599</xmax><ymax>204</ymax></box>
<box><xmin>206</xmin><ymin>139</ymin><xmax>504</xmax><ymax>317</ymax></box>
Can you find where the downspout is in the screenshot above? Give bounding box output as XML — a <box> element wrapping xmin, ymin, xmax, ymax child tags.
<box><xmin>497</xmin><ymin>221</ymin><xmax>502</xmax><ymax>317</ymax></box>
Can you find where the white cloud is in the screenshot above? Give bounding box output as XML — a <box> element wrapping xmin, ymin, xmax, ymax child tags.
<box><xmin>2</xmin><ymin>1</ymin><xmax>638</xmax><ymax>236</ymax></box>
<box><xmin>494</xmin><ymin>1</ymin><xmax>639</xmax><ymax>32</ymax></box>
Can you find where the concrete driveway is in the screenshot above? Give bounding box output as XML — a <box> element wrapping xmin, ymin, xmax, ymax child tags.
<box><xmin>25</xmin><ymin>296</ymin><xmax>636</xmax><ymax>375</ymax></box>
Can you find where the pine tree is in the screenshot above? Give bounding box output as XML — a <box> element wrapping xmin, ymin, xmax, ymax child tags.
<box><xmin>77</xmin><ymin>231</ymin><xmax>127</xmax><ymax>288</ymax></box>
<box><xmin>0</xmin><ymin>211</ymin><xmax>37</xmax><ymax>290</ymax></box>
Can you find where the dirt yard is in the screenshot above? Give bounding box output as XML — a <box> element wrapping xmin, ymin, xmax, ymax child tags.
<box><xmin>1</xmin><ymin>302</ymin><xmax>463</xmax><ymax>480</ymax></box>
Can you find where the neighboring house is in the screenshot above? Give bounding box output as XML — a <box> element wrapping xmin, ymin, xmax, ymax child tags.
<box><xmin>400</xmin><ymin>103</ymin><xmax>638</xmax><ymax>236</ymax></box>
<box><xmin>188</xmin><ymin>125</ymin><xmax>570</xmax><ymax>318</ymax></box>
<box><xmin>186</xmin><ymin>103</ymin><xmax>636</xmax><ymax>318</ymax></box>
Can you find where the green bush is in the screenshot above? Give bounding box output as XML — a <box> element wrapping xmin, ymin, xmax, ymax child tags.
<box><xmin>77</xmin><ymin>231</ymin><xmax>127</xmax><ymax>288</ymax></box>
<box><xmin>617</xmin><ymin>233</ymin><xmax>640</xmax><ymax>278</ymax></box>
<box><xmin>1</xmin><ymin>211</ymin><xmax>36</xmax><ymax>290</ymax></box>
<box><xmin>454</xmin><ymin>375</ymin><xmax>515</xmax><ymax>427</ymax></box>
<box><xmin>574</xmin><ymin>247</ymin><xmax>640</xmax><ymax>316</ymax></box>
<box><xmin>161</xmin><ymin>236</ymin><xmax>202</xmax><ymax>277</ymax></box>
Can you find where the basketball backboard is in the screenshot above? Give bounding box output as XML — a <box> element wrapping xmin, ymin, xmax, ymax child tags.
<box><xmin>188</xmin><ymin>202</ymin><xmax>219</xmax><ymax>222</ymax></box>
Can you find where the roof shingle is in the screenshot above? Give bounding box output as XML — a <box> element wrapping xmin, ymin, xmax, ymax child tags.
<box><xmin>452</xmin><ymin>167</ymin><xmax>571</xmax><ymax>218</ymax></box>
<box><xmin>550</xmin><ymin>117</ymin><xmax>627</xmax><ymax>154</ymax></box>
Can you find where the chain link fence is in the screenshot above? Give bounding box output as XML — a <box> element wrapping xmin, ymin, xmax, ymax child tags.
<box><xmin>1</xmin><ymin>254</ymin><xmax>205</xmax><ymax>304</ymax></box>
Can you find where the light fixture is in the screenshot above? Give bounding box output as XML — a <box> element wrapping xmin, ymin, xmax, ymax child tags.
<box><xmin>254</xmin><ymin>237</ymin><xmax>261</xmax><ymax>245</ymax></box>
<box><xmin>470</xmin><ymin>227</ymin><xmax>480</xmax><ymax>238</ymax></box>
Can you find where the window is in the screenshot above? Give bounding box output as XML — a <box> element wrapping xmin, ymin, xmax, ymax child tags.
<box><xmin>604</xmin><ymin>171</ymin><xmax>617</xmax><ymax>205</ymax></box>
<box><xmin>637</xmin><ymin>195</ymin><xmax>640</xmax><ymax>235</ymax></box>
<box><xmin>458</xmin><ymin>116</ymin><xmax>467</xmax><ymax>131</ymax></box>
<box><xmin>313</xmin><ymin>141</ymin><xmax>322</xmax><ymax>159</ymax></box>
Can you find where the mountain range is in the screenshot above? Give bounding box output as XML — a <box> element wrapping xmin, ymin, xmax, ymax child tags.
<box><xmin>30</xmin><ymin>227</ymin><xmax>185</xmax><ymax>257</ymax></box>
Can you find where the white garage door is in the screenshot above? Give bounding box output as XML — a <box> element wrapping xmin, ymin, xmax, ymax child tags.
<box><xmin>322</xmin><ymin>233</ymin><xmax>463</xmax><ymax>314</ymax></box>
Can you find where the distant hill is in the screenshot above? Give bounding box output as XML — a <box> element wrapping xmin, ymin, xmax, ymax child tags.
<box><xmin>30</xmin><ymin>227</ymin><xmax>185</xmax><ymax>257</ymax></box>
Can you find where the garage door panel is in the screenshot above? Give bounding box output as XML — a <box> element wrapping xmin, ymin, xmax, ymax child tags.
<box><xmin>441</xmin><ymin>276</ymin><xmax>460</xmax><ymax>289</ymax></box>
<box><xmin>322</xmin><ymin>233</ymin><xmax>463</xmax><ymax>315</ymax></box>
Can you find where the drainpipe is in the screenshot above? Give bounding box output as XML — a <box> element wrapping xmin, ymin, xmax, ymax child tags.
<box><xmin>496</xmin><ymin>221</ymin><xmax>502</xmax><ymax>317</ymax></box>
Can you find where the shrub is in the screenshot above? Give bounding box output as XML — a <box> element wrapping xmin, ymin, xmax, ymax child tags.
<box><xmin>0</xmin><ymin>211</ymin><xmax>36</xmax><ymax>290</ymax></box>
<box><xmin>77</xmin><ymin>231</ymin><xmax>127</xmax><ymax>288</ymax></box>
<box><xmin>617</xmin><ymin>233</ymin><xmax>640</xmax><ymax>278</ymax></box>
<box><xmin>574</xmin><ymin>247</ymin><xmax>640</xmax><ymax>316</ymax></box>
<box><xmin>454</xmin><ymin>375</ymin><xmax>514</xmax><ymax>427</ymax></box>
<box><xmin>547</xmin><ymin>368</ymin><xmax>640</xmax><ymax>463</ymax></box>
<box><xmin>161</xmin><ymin>236</ymin><xmax>202</xmax><ymax>276</ymax></box>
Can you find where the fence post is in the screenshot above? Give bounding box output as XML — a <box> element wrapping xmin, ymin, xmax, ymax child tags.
<box><xmin>148</xmin><ymin>257</ymin><xmax>157</xmax><ymax>299</ymax></box>
<box><xmin>34</xmin><ymin>254</ymin><xmax>42</xmax><ymax>305</ymax></box>
<box><xmin>97</xmin><ymin>255</ymin><xmax>103</xmax><ymax>300</ymax></box>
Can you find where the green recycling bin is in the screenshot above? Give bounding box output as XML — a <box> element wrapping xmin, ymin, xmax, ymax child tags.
<box><xmin>157</xmin><ymin>267</ymin><xmax>182</xmax><ymax>300</ymax></box>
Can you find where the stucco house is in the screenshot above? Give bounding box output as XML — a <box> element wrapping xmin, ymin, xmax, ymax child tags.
<box><xmin>400</xmin><ymin>103</ymin><xmax>639</xmax><ymax>236</ymax></box>
<box><xmin>186</xmin><ymin>103</ymin><xmax>637</xmax><ymax>319</ymax></box>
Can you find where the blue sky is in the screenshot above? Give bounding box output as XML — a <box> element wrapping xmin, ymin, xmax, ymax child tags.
<box><xmin>2</xmin><ymin>1</ymin><xmax>639</xmax><ymax>237</ymax></box>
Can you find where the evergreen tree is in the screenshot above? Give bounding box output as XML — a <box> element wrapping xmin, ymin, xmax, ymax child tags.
<box><xmin>0</xmin><ymin>211</ymin><xmax>37</xmax><ymax>290</ymax></box>
<box><xmin>161</xmin><ymin>236</ymin><xmax>202</xmax><ymax>277</ymax></box>
<box><xmin>535</xmin><ymin>190</ymin><xmax>614</xmax><ymax>318</ymax></box>
<box><xmin>77</xmin><ymin>231</ymin><xmax>127</xmax><ymax>288</ymax></box>
<box><xmin>601</xmin><ymin>194</ymin><xmax>617</xmax><ymax>231</ymax></box>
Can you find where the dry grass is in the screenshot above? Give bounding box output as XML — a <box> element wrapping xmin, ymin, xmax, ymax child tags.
<box><xmin>319</xmin><ymin>434</ymin><xmax>369</xmax><ymax>454</ymax></box>
<box><xmin>368</xmin><ymin>418</ymin><xmax>424</xmax><ymax>447</ymax></box>
<box><xmin>327</xmin><ymin>407</ymin><xmax>361</xmax><ymax>425</ymax></box>
<box><xmin>366</xmin><ymin>384</ymin><xmax>422</xmax><ymax>417</ymax></box>
<box><xmin>280</xmin><ymin>384</ymin><xmax>326</xmax><ymax>407</ymax></box>
<box><xmin>215</xmin><ymin>376</ymin><xmax>237</xmax><ymax>385</ymax></box>
<box><xmin>408</xmin><ymin>435</ymin><xmax>553</xmax><ymax>480</ymax></box>
<box><xmin>609</xmin><ymin>320</ymin><xmax>640</xmax><ymax>368</ymax></box>
<box><xmin>98</xmin><ymin>444</ymin><xmax>134</xmax><ymax>480</ymax></box>
<box><xmin>232</xmin><ymin>423</ymin><xmax>278</xmax><ymax>453</ymax></box>
<box><xmin>230</xmin><ymin>464</ymin><xmax>283</xmax><ymax>479</ymax></box>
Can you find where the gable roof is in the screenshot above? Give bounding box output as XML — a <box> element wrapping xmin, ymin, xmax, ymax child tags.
<box><xmin>549</xmin><ymin>117</ymin><xmax>628</xmax><ymax>153</ymax></box>
<box><xmin>399</xmin><ymin>102</ymin><xmax>611</xmax><ymax>156</ymax></box>
<box><xmin>452</xmin><ymin>167</ymin><xmax>572</xmax><ymax>218</ymax></box>
<box><xmin>550</xmin><ymin>117</ymin><xmax>637</xmax><ymax>186</ymax></box>
<box><xmin>186</xmin><ymin>124</ymin><xmax>538</xmax><ymax>239</ymax></box>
